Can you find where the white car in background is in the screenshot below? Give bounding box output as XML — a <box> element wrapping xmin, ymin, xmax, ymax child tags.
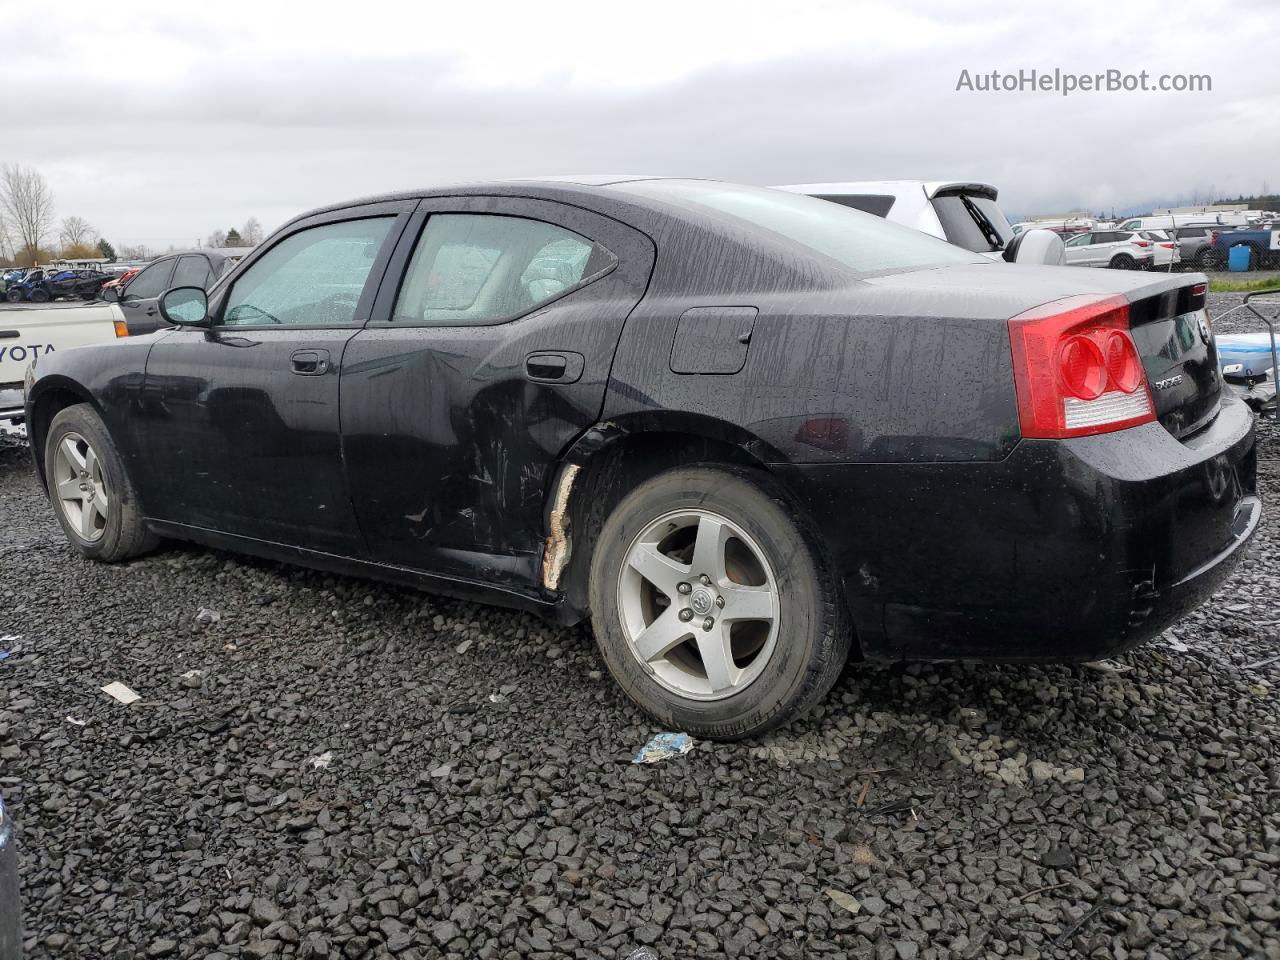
<box><xmin>1062</xmin><ymin>229</ymin><xmax>1155</xmax><ymax>270</ymax></box>
<box><xmin>1139</xmin><ymin>230</ymin><xmax>1180</xmax><ymax>269</ymax></box>
<box><xmin>775</xmin><ymin>180</ymin><xmax>1065</xmax><ymax>265</ymax></box>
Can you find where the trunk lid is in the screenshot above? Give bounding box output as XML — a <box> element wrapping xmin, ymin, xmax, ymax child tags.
<box><xmin>861</xmin><ymin>264</ymin><xmax>1221</xmax><ymax>441</ymax></box>
<box><xmin>1126</xmin><ymin>285</ymin><xmax>1221</xmax><ymax>439</ymax></box>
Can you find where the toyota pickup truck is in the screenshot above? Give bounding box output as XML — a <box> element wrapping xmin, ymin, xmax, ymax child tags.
<box><xmin>0</xmin><ymin>301</ymin><xmax>126</xmax><ymax>421</ymax></box>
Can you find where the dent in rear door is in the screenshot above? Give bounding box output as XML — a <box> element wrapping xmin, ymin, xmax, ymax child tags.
<box><xmin>340</xmin><ymin>197</ymin><xmax>655</xmax><ymax>585</ymax></box>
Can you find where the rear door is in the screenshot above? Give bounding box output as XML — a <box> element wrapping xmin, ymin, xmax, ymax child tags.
<box><xmin>135</xmin><ymin>203</ymin><xmax>411</xmax><ymax>553</ymax></box>
<box><xmin>341</xmin><ymin>196</ymin><xmax>655</xmax><ymax>586</ymax></box>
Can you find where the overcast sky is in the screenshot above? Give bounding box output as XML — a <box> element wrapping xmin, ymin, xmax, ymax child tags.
<box><xmin>4</xmin><ymin>0</ymin><xmax>1277</xmax><ymax>250</ymax></box>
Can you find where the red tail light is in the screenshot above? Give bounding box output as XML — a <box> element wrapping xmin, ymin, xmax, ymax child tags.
<box><xmin>1008</xmin><ymin>296</ymin><xmax>1155</xmax><ymax>438</ymax></box>
<box><xmin>1134</xmin><ymin>239</ymin><xmax>1152</xmax><ymax>247</ymax></box>
<box><xmin>1159</xmin><ymin>242</ymin><xmax>1175</xmax><ymax>249</ymax></box>
<box><xmin>1210</xmin><ymin>231</ymin><xmax>1218</xmax><ymax>245</ymax></box>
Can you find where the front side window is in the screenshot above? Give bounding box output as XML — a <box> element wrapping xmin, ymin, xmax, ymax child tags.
<box><xmin>222</xmin><ymin>218</ymin><xmax>392</xmax><ymax>327</ymax></box>
<box><xmin>392</xmin><ymin>214</ymin><xmax>606</xmax><ymax>326</ymax></box>
<box><xmin>123</xmin><ymin>260</ymin><xmax>175</xmax><ymax>301</ymax></box>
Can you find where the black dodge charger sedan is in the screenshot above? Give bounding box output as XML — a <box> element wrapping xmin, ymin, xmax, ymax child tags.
<box><xmin>23</xmin><ymin>177</ymin><xmax>1258</xmax><ymax>739</ymax></box>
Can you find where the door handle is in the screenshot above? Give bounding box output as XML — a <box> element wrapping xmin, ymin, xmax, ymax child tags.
<box><xmin>525</xmin><ymin>351</ymin><xmax>584</xmax><ymax>384</ymax></box>
<box><xmin>290</xmin><ymin>349</ymin><xmax>330</xmax><ymax>376</ymax></box>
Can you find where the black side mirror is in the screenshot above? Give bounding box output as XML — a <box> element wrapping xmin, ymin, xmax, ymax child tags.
<box><xmin>101</xmin><ymin>285</ymin><xmax>121</xmax><ymax>303</ymax></box>
<box><xmin>158</xmin><ymin>286</ymin><xmax>209</xmax><ymax>326</ymax></box>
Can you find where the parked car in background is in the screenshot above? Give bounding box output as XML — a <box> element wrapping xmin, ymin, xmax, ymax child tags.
<box><xmin>1209</xmin><ymin>225</ymin><xmax>1280</xmax><ymax>271</ymax></box>
<box><xmin>775</xmin><ymin>180</ymin><xmax>1065</xmax><ymax>264</ymax></box>
<box><xmin>1172</xmin><ymin>226</ymin><xmax>1219</xmax><ymax>269</ymax></box>
<box><xmin>23</xmin><ymin>177</ymin><xmax>1257</xmax><ymax>739</ymax></box>
<box><xmin>1011</xmin><ymin>218</ymin><xmax>1094</xmax><ymax>238</ymax></box>
<box><xmin>101</xmin><ymin>267</ymin><xmax>140</xmax><ymax>292</ymax></box>
<box><xmin>5</xmin><ymin>268</ymin><xmax>108</xmax><ymax>303</ymax></box>
<box><xmin>102</xmin><ymin>251</ymin><xmax>232</xmax><ymax>335</ymax></box>
<box><xmin>1118</xmin><ymin>215</ymin><xmax>1235</xmax><ymax>233</ymax></box>
<box><xmin>1139</xmin><ymin>230</ymin><xmax>1180</xmax><ymax>269</ymax></box>
<box><xmin>1064</xmin><ymin>230</ymin><xmax>1155</xmax><ymax>269</ymax></box>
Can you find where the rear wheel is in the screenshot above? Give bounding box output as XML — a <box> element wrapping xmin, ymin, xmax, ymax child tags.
<box><xmin>1196</xmin><ymin>247</ymin><xmax>1221</xmax><ymax>270</ymax></box>
<box><xmin>589</xmin><ymin>464</ymin><xmax>849</xmax><ymax>740</ymax></box>
<box><xmin>44</xmin><ymin>404</ymin><xmax>158</xmax><ymax>562</ymax></box>
<box><xmin>1110</xmin><ymin>254</ymin><xmax>1135</xmax><ymax>270</ymax></box>
<box><xmin>28</xmin><ymin>288</ymin><xmax>50</xmax><ymax>302</ymax></box>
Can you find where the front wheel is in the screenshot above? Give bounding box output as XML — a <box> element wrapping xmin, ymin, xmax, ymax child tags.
<box><xmin>589</xmin><ymin>465</ymin><xmax>849</xmax><ymax>740</ymax></box>
<box><xmin>44</xmin><ymin>403</ymin><xmax>158</xmax><ymax>561</ymax></box>
<box><xmin>4</xmin><ymin>288</ymin><xmax>21</xmax><ymax>302</ymax></box>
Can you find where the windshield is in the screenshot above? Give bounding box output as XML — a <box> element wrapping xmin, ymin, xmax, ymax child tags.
<box><xmin>930</xmin><ymin>193</ymin><xmax>1013</xmax><ymax>253</ymax></box>
<box><xmin>611</xmin><ymin>180</ymin><xmax>983</xmax><ymax>274</ymax></box>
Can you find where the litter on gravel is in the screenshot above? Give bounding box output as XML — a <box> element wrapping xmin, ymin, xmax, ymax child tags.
<box><xmin>100</xmin><ymin>681</ymin><xmax>141</xmax><ymax>704</ymax></box>
<box><xmin>194</xmin><ymin>607</ymin><xmax>221</xmax><ymax>625</ymax></box>
<box><xmin>306</xmin><ymin>750</ymin><xmax>333</xmax><ymax>770</ymax></box>
<box><xmin>825</xmin><ymin>888</ymin><xmax>862</xmax><ymax>915</ymax></box>
<box><xmin>632</xmin><ymin>732</ymin><xmax>694</xmax><ymax>764</ymax></box>
<box><xmin>1084</xmin><ymin>659</ymin><xmax>1134</xmax><ymax>674</ymax></box>
<box><xmin>64</xmin><ymin>716</ymin><xmax>86</xmax><ymax>726</ymax></box>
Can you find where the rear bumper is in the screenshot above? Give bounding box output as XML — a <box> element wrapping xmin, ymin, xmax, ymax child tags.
<box><xmin>776</xmin><ymin>396</ymin><xmax>1259</xmax><ymax>661</ymax></box>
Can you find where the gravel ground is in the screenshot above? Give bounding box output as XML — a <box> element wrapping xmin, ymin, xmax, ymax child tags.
<box><xmin>1</xmin><ymin>293</ymin><xmax>1277</xmax><ymax>959</ymax></box>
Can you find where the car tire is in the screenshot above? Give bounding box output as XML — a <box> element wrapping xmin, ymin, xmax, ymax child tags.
<box><xmin>4</xmin><ymin>289</ymin><xmax>20</xmax><ymax>302</ymax></box>
<box><xmin>28</xmin><ymin>288</ymin><xmax>50</xmax><ymax>302</ymax></box>
<box><xmin>1196</xmin><ymin>248</ymin><xmax>1221</xmax><ymax>270</ymax></box>
<box><xmin>589</xmin><ymin>464</ymin><xmax>850</xmax><ymax>740</ymax></box>
<box><xmin>1110</xmin><ymin>254</ymin><xmax>1135</xmax><ymax>270</ymax></box>
<box><xmin>44</xmin><ymin>404</ymin><xmax>159</xmax><ymax>562</ymax></box>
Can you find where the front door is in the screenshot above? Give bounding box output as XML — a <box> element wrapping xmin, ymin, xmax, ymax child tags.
<box><xmin>340</xmin><ymin>196</ymin><xmax>655</xmax><ymax>586</ymax></box>
<box><xmin>118</xmin><ymin>257</ymin><xmax>176</xmax><ymax>329</ymax></box>
<box><xmin>134</xmin><ymin>203</ymin><xmax>412</xmax><ymax>554</ymax></box>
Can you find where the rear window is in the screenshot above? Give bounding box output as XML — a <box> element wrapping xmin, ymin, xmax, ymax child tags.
<box><xmin>612</xmin><ymin>180</ymin><xmax>982</xmax><ymax>274</ymax></box>
<box><xmin>930</xmin><ymin>193</ymin><xmax>1013</xmax><ymax>253</ymax></box>
<box><xmin>813</xmin><ymin>194</ymin><xmax>895</xmax><ymax>218</ymax></box>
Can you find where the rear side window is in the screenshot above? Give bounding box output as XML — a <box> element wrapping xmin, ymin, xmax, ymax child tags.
<box><xmin>1175</xmin><ymin>227</ymin><xmax>1206</xmax><ymax>239</ymax></box>
<box><xmin>222</xmin><ymin>217</ymin><xmax>392</xmax><ymax>327</ymax></box>
<box><xmin>172</xmin><ymin>255</ymin><xmax>213</xmax><ymax>288</ymax></box>
<box><xmin>930</xmin><ymin>193</ymin><xmax>1013</xmax><ymax>253</ymax></box>
<box><xmin>123</xmin><ymin>260</ymin><xmax>175</xmax><ymax>301</ymax></box>
<box><xmin>392</xmin><ymin>214</ymin><xmax>611</xmax><ymax>326</ymax></box>
<box><xmin>613</xmin><ymin>180</ymin><xmax>982</xmax><ymax>274</ymax></box>
<box><xmin>814</xmin><ymin>194</ymin><xmax>895</xmax><ymax>218</ymax></box>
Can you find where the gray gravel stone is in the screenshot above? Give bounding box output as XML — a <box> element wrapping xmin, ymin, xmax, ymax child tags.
<box><xmin>1</xmin><ymin>346</ymin><xmax>1278</xmax><ymax>960</ymax></box>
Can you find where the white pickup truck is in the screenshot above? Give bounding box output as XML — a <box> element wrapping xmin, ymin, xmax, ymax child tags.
<box><xmin>0</xmin><ymin>301</ymin><xmax>126</xmax><ymax>422</ymax></box>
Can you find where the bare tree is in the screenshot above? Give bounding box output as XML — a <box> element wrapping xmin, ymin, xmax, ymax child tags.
<box><xmin>241</xmin><ymin>217</ymin><xmax>264</xmax><ymax>246</ymax></box>
<box><xmin>119</xmin><ymin>244</ymin><xmax>153</xmax><ymax>260</ymax></box>
<box><xmin>0</xmin><ymin>165</ymin><xmax>55</xmax><ymax>265</ymax></box>
<box><xmin>59</xmin><ymin>215</ymin><xmax>96</xmax><ymax>250</ymax></box>
<box><xmin>206</xmin><ymin>228</ymin><xmax>226</xmax><ymax>248</ymax></box>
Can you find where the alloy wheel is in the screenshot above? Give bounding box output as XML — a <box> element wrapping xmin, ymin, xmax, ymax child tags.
<box><xmin>617</xmin><ymin>509</ymin><xmax>779</xmax><ymax>700</ymax></box>
<box><xmin>52</xmin><ymin>432</ymin><xmax>109</xmax><ymax>542</ymax></box>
